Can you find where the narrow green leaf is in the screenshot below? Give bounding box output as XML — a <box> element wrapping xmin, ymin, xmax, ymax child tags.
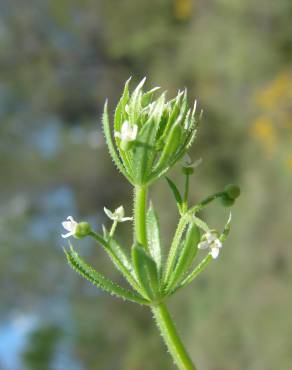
<box><xmin>170</xmin><ymin>254</ymin><xmax>213</xmax><ymax>295</ymax></box>
<box><xmin>102</xmin><ymin>101</ymin><xmax>133</xmax><ymax>183</ymax></box>
<box><xmin>154</xmin><ymin>123</ymin><xmax>182</xmax><ymax>172</ymax></box>
<box><xmin>129</xmin><ymin>77</ymin><xmax>146</xmax><ymax>124</ymax></box>
<box><xmin>133</xmin><ymin>118</ymin><xmax>157</xmax><ymax>183</ymax></box>
<box><xmin>142</xmin><ymin>86</ymin><xmax>160</xmax><ymax>107</ymax></box>
<box><xmin>114</xmin><ymin>77</ymin><xmax>131</xmax><ymax>133</ymax></box>
<box><xmin>159</xmin><ymin>91</ymin><xmax>183</xmax><ymax>141</ymax></box>
<box><xmin>163</xmin><ymin>216</ymin><xmax>189</xmax><ymax>284</ymax></box>
<box><xmin>93</xmin><ymin>229</ymin><xmax>144</xmax><ymax>295</ymax></box>
<box><xmin>108</xmin><ymin>237</ymin><xmax>133</xmax><ymax>273</ymax></box>
<box><xmin>132</xmin><ymin>244</ymin><xmax>160</xmax><ymax>300</ymax></box>
<box><xmin>64</xmin><ymin>245</ymin><xmax>149</xmax><ymax>305</ymax></box>
<box><xmin>113</xmin><ymin>78</ymin><xmax>135</xmax><ymax>176</ymax></box>
<box><xmin>166</xmin><ymin>177</ymin><xmax>183</xmax><ymax>210</ymax></box>
<box><xmin>146</xmin><ymin>203</ymin><xmax>162</xmax><ymax>274</ymax></box>
<box><xmin>166</xmin><ymin>223</ymin><xmax>200</xmax><ymax>290</ymax></box>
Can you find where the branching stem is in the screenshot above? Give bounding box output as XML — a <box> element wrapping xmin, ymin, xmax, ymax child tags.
<box><xmin>133</xmin><ymin>184</ymin><xmax>197</xmax><ymax>370</ymax></box>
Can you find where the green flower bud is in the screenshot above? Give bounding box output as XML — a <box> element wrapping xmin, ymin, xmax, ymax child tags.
<box><xmin>224</xmin><ymin>184</ymin><xmax>241</xmax><ymax>200</ymax></box>
<box><xmin>103</xmin><ymin>78</ymin><xmax>201</xmax><ymax>186</ymax></box>
<box><xmin>182</xmin><ymin>167</ymin><xmax>194</xmax><ymax>175</ymax></box>
<box><xmin>75</xmin><ymin>222</ymin><xmax>92</xmax><ymax>238</ymax></box>
<box><xmin>221</xmin><ymin>194</ymin><xmax>235</xmax><ymax>207</ymax></box>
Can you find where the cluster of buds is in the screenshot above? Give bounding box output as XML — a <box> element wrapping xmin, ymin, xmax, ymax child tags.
<box><xmin>103</xmin><ymin>77</ymin><xmax>201</xmax><ymax>186</ymax></box>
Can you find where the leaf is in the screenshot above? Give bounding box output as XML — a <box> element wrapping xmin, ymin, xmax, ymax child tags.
<box><xmin>171</xmin><ymin>254</ymin><xmax>213</xmax><ymax>294</ymax></box>
<box><xmin>166</xmin><ymin>223</ymin><xmax>200</xmax><ymax>290</ymax></box>
<box><xmin>141</xmin><ymin>86</ymin><xmax>160</xmax><ymax>107</ymax></box>
<box><xmin>129</xmin><ymin>77</ymin><xmax>146</xmax><ymax>124</ymax></box>
<box><xmin>159</xmin><ymin>91</ymin><xmax>184</xmax><ymax>142</ymax></box>
<box><xmin>94</xmin><ymin>229</ymin><xmax>142</xmax><ymax>294</ymax></box>
<box><xmin>166</xmin><ymin>177</ymin><xmax>183</xmax><ymax>211</ymax></box>
<box><xmin>153</xmin><ymin>123</ymin><xmax>182</xmax><ymax>173</ymax></box>
<box><xmin>132</xmin><ymin>244</ymin><xmax>160</xmax><ymax>300</ymax></box>
<box><xmin>132</xmin><ymin>118</ymin><xmax>157</xmax><ymax>184</ymax></box>
<box><xmin>114</xmin><ymin>77</ymin><xmax>131</xmax><ymax>133</ymax></box>
<box><xmin>108</xmin><ymin>237</ymin><xmax>133</xmax><ymax>273</ymax></box>
<box><xmin>102</xmin><ymin>101</ymin><xmax>133</xmax><ymax>183</ymax></box>
<box><xmin>64</xmin><ymin>245</ymin><xmax>149</xmax><ymax>305</ymax></box>
<box><xmin>163</xmin><ymin>216</ymin><xmax>189</xmax><ymax>284</ymax></box>
<box><xmin>113</xmin><ymin>79</ymin><xmax>135</xmax><ymax>176</ymax></box>
<box><xmin>146</xmin><ymin>203</ymin><xmax>162</xmax><ymax>274</ymax></box>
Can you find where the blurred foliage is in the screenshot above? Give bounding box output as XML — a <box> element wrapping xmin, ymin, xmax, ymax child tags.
<box><xmin>23</xmin><ymin>325</ymin><xmax>62</xmax><ymax>370</ymax></box>
<box><xmin>0</xmin><ymin>0</ymin><xmax>291</xmax><ymax>369</ymax></box>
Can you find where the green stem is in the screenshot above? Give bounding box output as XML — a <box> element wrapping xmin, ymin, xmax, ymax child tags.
<box><xmin>152</xmin><ymin>303</ymin><xmax>197</xmax><ymax>370</ymax></box>
<box><xmin>134</xmin><ymin>185</ymin><xmax>148</xmax><ymax>247</ymax></box>
<box><xmin>133</xmin><ymin>185</ymin><xmax>196</xmax><ymax>369</ymax></box>
<box><xmin>182</xmin><ymin>173</ymin><xmax>190</xmax><ymax>213</ymax></box>
<box><xmin>189</xmin><ymin>191</ymin><xmax>224</xmax><ymax>214</ymax></box>
<box><xmin>109</xmin><ymin>220</ymin><xmax>118</xmax><ymax>237</ymax></box>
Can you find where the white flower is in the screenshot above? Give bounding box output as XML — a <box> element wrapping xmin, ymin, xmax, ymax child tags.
<box><xmin>182</xmin><ymin>154</ymin><xmax>202</xmax><ymax>169</ymax></box>
<box><xmin>114</xmin><ymin>121</ymin><xmax>138</xmax><ymax>143</ymax></box>
<box><xmin>104</xmin><ymin>205</ymin><xmax>133</xmax><ymax>223</ymax></box>
<box><xmin>62</xmin><ymin>216</ymin><xmax>78</xmax><ymax>238</ymax></box>
<box><xmin>198</xmin><ymin>231</ymin><xmax>222</xmax><ymax>259</ymax></box>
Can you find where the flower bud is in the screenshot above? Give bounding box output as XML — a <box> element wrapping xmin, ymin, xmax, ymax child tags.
<box><xmin>75</xmin><ymin>222</ymin><xmax>92</xmax><ymax>238</ymax></box>
<box><xmin>221</xmin><ymin>194</ymin><xmax>235</xmax><ymax>207</ymax></box>
<box><xmin>182</xmin><ymin>166</ymin><xmax>194</xmax><ymax>175</ymax></box>
<box><xmin>103</xmin><ymin>78</ymin><xmax>201</xmax><ymax>186</ymax></box>
<box><xmin>224</xmin><ymin>184</ymin><xmax>241</xmax><ymax>200</ymax></box>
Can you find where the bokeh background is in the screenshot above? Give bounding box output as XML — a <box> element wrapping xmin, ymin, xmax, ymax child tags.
<box><xmin>1</xmin><ymin>0</ymin><xmax>292</xmax><ymax>369</ymax></box>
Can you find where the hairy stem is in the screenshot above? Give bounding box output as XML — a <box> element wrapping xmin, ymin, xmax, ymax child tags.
<box><xmin>134</xmin><ymin>185</ymin><xmax>148</xmax><ymax>248</ymax></box>
<box><xmin>182</xmin><ymin>173</ymin><xmax>190</xmax><ymax>213</ymax></box>
<box><xmin>152</xmin><ymin>303</ymin><xmax>197</xmax><ymax>370</ymax></box>
<box><xmin>133</xmin><ymin>185</ymin><xmax>196</xmax><ymax>369</ymax></box>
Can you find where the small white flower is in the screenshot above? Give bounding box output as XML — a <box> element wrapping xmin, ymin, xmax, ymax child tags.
<box><xmin>182</xmin><ymin>154</ymin><xmax>202</xmax><ymax>169</ymax></box>
<box><xmin>198</xmin><ymin>231</ymin><xmax>222</xmax><ymax>259</ymax></box>
<box><xmin>104</xmin><ymin>205</ymin><xmax>133</xmax><ymax>223</ymax></box>
<box><xmin>114</xmin><ymin>121</ymin><xmax>138</xmax><ymax>143</ymax></box>
<box><xmin>62</xmin><ymin>216</ymin><xmax>78</xmax><ymax>238</ymax></box>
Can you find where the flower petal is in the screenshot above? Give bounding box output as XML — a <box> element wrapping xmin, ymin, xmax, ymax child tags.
<box><xmin>121</xmin><ymin>217</ymin><xmax>133</xmax><ymax>222</ymax></box>
<box><xmin>210</xmin><ymin>247</ymin><xmax>220</xmax><ymax>259</ymax></box>
<box><xmin>215</xmin><ymin>239</ymin><xmax>223</xmax><ymax>249</ymax></box>
<box><xmin>131</xmin><ymin>124</ymin><xmax>138</xmax><ymax>140</ymax></box>
<box><xmin>121</xmin><ymin>121</ymin><xmax>130</xmax><ymax>135</ymax></box>
<box><xmin>198</xmin><ymin>241</ymin><xmax>209</xmax><ymax>250</ymax></box>
<box><xmin>115</xmin><ymin>206</ymin><xmax>125</xmax><ymax>219</ymax></box>
<box><xmin>104</xmin><ymin>207</ymin><xmax>114</xmax><ymax>220</ymax></box>
<box><xmin>62</xmin><ymin>231</ymin><xmax>74</xmax><ymax>239</ymax></box>
<box><xmin>62</xmin><ymin>221</ymin><xmax>72</xmax><ymax>231</ymax></box>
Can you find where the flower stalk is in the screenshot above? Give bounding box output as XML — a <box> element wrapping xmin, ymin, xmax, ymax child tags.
<box><xmin>133</xmin><ymin>181</ymin><xmax>197</xmax><ymax>370</ymax></box>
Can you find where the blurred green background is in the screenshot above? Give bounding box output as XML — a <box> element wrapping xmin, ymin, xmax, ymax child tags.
<box><xmin>0</xmin><ymin>0</ymin><xmax>291</xmax><ymax>369</ymax></box>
